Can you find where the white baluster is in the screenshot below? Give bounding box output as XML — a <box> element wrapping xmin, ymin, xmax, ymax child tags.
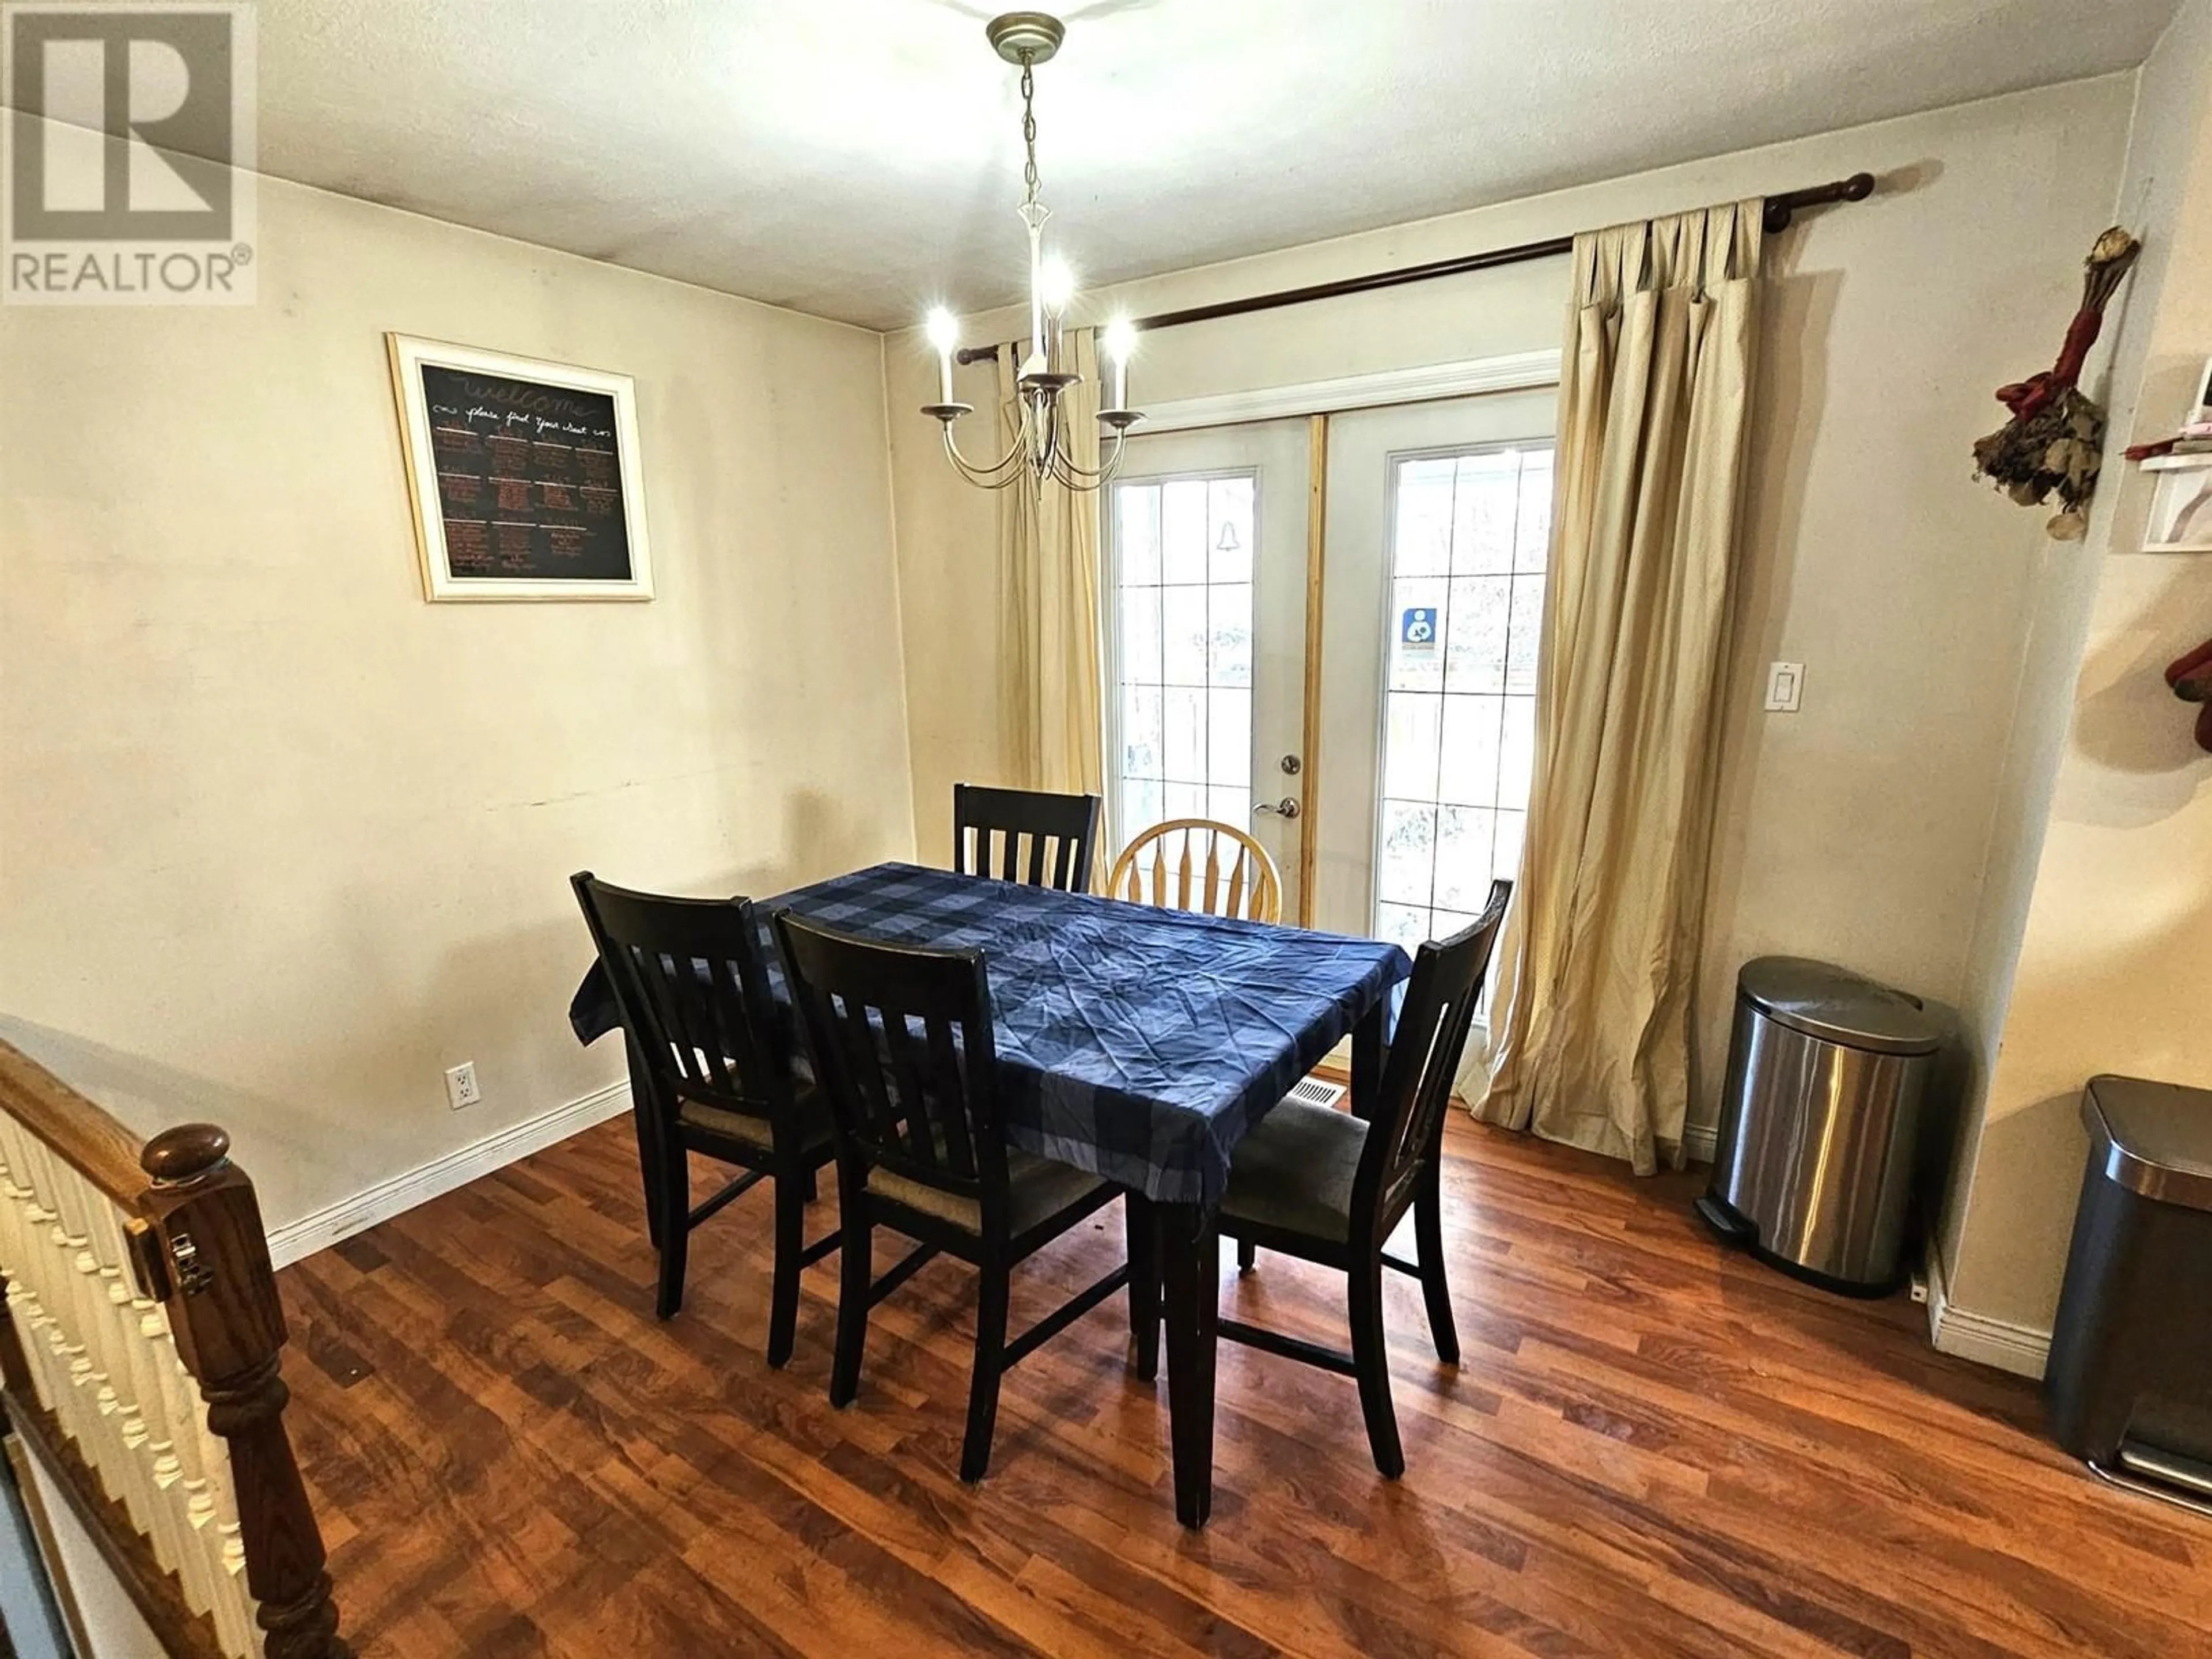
<box><xmin>188</xmin><ymin>1368</ymin><xmax>259</xmax><ymax>1653</ymax></box>
<box><xmin>212</xmin><ymin>1521</ymin><xmax>256</xmax><ymax>1659</ymax></box>
<box><xmin>143</xmin><ymin>1310</ymin><xmax>219</xmax><ymax>1617</ymax></box>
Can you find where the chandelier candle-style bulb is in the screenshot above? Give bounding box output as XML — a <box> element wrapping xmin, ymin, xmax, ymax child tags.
<box><xmin>1103</xmin><ymin>316</ymin><xmax>1136</xmax><ymax>412</ymax></box>
<box><xmin>1040</xmin><ymin>255</ymin><xmax>1074</xmax><ymax>373</ymax></box>
<box><xmin>926</xmin><ymin>308</ymin><xmax>959</xmax><ymax>404</ymax></box>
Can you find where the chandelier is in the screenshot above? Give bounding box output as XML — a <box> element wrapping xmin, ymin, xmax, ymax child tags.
<box><xmin>920</xmin><ymin>12</ymin><xmax>1142</xmax><ymax>493</ymax></box>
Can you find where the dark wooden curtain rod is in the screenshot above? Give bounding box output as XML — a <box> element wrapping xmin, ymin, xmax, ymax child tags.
<box><xmin>955</xmin><ymin>172</ymin><xmax>1874</xmax><ymax>363</ymax></box>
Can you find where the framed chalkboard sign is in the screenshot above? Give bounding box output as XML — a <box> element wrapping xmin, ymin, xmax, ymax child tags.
<box><xmin>387</xmin><ymin>335</ymin><xmax>654</xmax><ymax>601</ymax></box>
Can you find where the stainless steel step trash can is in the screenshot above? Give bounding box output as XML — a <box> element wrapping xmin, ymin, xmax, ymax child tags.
<box><xmin>1696</xmin><ymin>957</ymin><xmax>1941</xmax><ymax>1293</ymax></box>
<box><xmin>2047</xmin><ymin>1075</ymin><xmax>2212</xmax><ymax>1517</ymax></box>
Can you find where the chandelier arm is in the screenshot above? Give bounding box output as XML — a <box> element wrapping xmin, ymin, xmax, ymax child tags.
<box><xmin>943</xmin><ymin>421</ymin><xmax>1027</xmax><ymax>488</ymax></box>
<box><xmin>1050</xmin><ymin>423</ymin><xmax>1130</xmax><ymax>484</ymax></box>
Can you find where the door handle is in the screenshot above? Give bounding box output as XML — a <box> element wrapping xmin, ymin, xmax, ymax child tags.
<box><xmin>1254</xmin><ymin>797</ymin><xmax>1301</xmax><ymax>820</ymax></box>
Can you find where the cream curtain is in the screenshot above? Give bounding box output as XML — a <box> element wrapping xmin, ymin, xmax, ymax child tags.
<box><xmin>1474</xmin><ymin>200</ymin><xmax>1766</xmax><ymax>1175</ymax></box>
<box><xmin>997</xmin><ymin>328</ymin><xmax>1106</xmax><ymax>809</ymax></box>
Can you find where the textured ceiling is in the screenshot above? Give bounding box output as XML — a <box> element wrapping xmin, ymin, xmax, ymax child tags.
<box><xmin>252</xmin><ymin>0</ymin><xmax>2180</xmax><ymax>329</ymax></box>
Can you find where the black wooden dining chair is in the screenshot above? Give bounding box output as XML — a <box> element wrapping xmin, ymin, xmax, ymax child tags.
<box><xmin>952</xmin><ymin>783</ymin><xmax>1101</xmax><ymax>893</ymax></box>
<box><xmin>774</xmin><ymin>910</ymin><xmax>1137</xmax><ymax>1483</ymax></box>
<box><xmin>571</xmin><ymin>873</ymin><xmax>839</xmax><ymax>1354</ymax></box>
<box><xmin>1214</xmin><ymin>880</ymin><xmax>1510</xmax><ymax>1478</ymax></box>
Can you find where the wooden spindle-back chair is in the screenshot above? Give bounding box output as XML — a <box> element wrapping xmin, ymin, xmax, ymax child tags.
<box><xmin>952</xmin><ymin>784</ymin><xmax>1103</xmax><ymax>893</ymax></box>
<box><xmin>1107</xmin><ymin>818</ymin><xmax>1283</xmax><ymax>925</ymax></box>
<box><xmin>0</xmin><ymin>1033</ymin><xmax>349</xmax><ymax>1659</ymax></box>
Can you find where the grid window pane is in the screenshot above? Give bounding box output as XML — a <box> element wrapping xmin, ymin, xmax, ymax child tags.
<box><xmin>1377</xmin><ymin>800</ymin><xmax>1436</xmax><ymax>906</ymax></box>
<box><xmin>1387</xmin><ymin>574</ymin><xmax>1448</xmax><ymax>692</ymax></box>
<box><xmin>1438</xmin><ymin>692</ymin><xmax>1503</xmax><ymax>807</ymax></box>
<box><xmin>1209</xmin><ymin>688</ymin><xmax>1252</xmax><ymax>787</ymax></box>
<box><xmin>1117</xmin><ymin>484</ymin><xmax>1161</xmax><ymax>584</ymax></box>
<box><xmin>1121</xmin><ymin>684</ymin><xmax>1162</xmax><ymax>779</ymax></box>
<box><xmin>1452</xmin><ymin>452</ymin><xmax>1520</xmax><ymax>575</ymax></box>
<box><xmin>1209</xmin><ymin>477</ymin><xmax>1255</xmax><ymax>584</ymax></box>
<box><xmin>1444</xmin><ymin>574</ymin><xmax>1510</xmax><ymax>695</ymax></box>
<box><xmin>1111</xmin><ymin>469</ymin><xmax>1260</xmax><ymax>853</ymax></box>
<box><xmin>1120</xmin><ymin>585</ymin><xmax>1162</xmax><ymax>688</ymax></box>
<box><xmin>1372</xmin><ymin>442</ymin><xmax>1554</xmax><ymax>952</ymax></box>
<box><xmin>1382</xmin><ymin>692</ymin><xmax>1442</xmax><ymax>803</ymax></box>
<box><xmin>1375</xmin><ymin>902</ymin><xmax>1431</xmax><ymax>951</ymax></box>
<box><xmin>1162</xmin><ymin>480</ymin><xmax>1209</xmax><ymax>583</ymax></box>
<box><xmin>1209</xmin><ymin>583</ymin><xmax>1253</xmax><ymax>687</ymax></box>
<box><xmin>1162</xmin><ymin>687</ymin><xmax>1206</xmax><ymax>781</ymax></box>
<box><xmin>1120</xmin><ymin>777</ymin><xmax>1162</xmax><ymax>840</ymax></box>
<box><xmin>1514</xmin><ymin>455</ymin><xmax>1554</xmax><ymax>573</ymax></box>
<box><xmin>1395</xmin><ymin>458</ymin><xmax>1456</xmax><ymax>575</ymax></box>
<box><xmin>1435</xmin><ymin>805</ymin><xmax>1497</xmax><ymax>914</ymax></box>
<box><xmin>1162</xmin><ymin>584</ymin><xmax>1207</xmax><ymax>687</ymax></box>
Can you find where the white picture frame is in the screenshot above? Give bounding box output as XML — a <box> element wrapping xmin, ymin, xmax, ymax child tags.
<box><xmin>387</xmin><ymin>334</ymin><xmax>654</xmax><ymax>601</ymax></box>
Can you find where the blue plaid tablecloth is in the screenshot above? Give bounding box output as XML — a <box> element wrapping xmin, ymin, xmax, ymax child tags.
<box><xmin>572</xmin><ymin>862</ymin><xmax>1411</xmax><ymax>1207</ymax></box>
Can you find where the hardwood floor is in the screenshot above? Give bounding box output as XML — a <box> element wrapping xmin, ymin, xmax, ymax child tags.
<box><xmin>279</xmin><ymin>1113</ymin><xmax>2211</xmax><ymax>1657</ymax></box>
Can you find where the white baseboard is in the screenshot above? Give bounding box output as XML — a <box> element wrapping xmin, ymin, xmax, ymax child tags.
<box><xmin>1680</xmin><ymin>1121</ymin><xmax>1718</xmax><ymax>1165</ymax></box>
<box><xmin>264</xmin><ymin>1079</ymin><xmax>631</xmax><ymax>1269</ymax></box>
<box><xmin>1923</xmin><ymin>1236</ymin><xmax>2051</xmax><ymax>1380</ymax></box>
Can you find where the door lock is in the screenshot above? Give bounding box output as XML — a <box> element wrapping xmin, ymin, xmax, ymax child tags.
<box><xmin>1280</xmin><ymin>754</ymin><xmax>1302</xmax><ymax>775</ymax></box>
<box><xmin>1254</xmin><ymin>797</ymin><xmax>1301</xmax><ymax>820</ymax></box>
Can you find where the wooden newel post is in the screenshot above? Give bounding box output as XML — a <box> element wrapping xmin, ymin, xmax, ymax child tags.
<box><xmin>139</xmin><ymin>1125</ymin><xmax>350</xmax><ymax>1659</ymax></box>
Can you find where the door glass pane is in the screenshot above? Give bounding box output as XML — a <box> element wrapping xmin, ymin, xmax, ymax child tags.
<box><xmin>1373</xmin><ymin>444</ymin><xmax>1554</xmax><ymax>951</ymax></box>
<box><xmin>1110</xmin><ymin>469</ymin><xmax>1259</xmax><ymax>853</ymax></box>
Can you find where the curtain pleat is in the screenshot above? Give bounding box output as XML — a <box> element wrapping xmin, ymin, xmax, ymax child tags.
<box><xmin>1473</xmin><ymin>200</ymin><xmax>1764</xmax><ymax>1175</ymax></box>
<box><xmin>997</xmin><ymin>330</ymin><xmax>1106</xmax><ymax>815</ymax></box>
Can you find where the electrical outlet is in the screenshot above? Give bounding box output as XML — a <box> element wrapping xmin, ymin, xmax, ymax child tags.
<box><xmin>1764</xmin><ymin>661</ymin><xmax>1805</xmax><ymax>713</ymax></box>
<box><xmin>444</xmin><ymin>1062</ymin><xmax>482</xmax><ymax>1111</ymax></box>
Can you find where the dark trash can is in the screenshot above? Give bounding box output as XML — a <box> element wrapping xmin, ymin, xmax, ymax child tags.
<box><xmin>2047</xmin><ymin>1074</ymin><xmax>2212</xmax><ymax>1517</ymax></box>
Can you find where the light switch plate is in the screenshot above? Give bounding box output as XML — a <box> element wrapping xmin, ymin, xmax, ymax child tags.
<box><xmin>1764</xmin><ymin>661</ymin><xmax>1804</xmax><ymax>713</ymax></box>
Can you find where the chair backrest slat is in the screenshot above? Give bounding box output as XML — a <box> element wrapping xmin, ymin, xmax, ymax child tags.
<box><xmin>572</xmin><ymin>874</ymin><xmax>797</xmax><ymax>1139</ymax></box>
<box><xmin>952</xmin><ymin>784</ymin><xmax>1102</xmax><ymax>895</ymax></box>
<box><xmin>1351</xmin><ymin>881</ymin><xmax>1512</xmax><ymax>1233</ymax></box>
<box><xmin>775</xmin><ymin>914</ymin><xmax>1010</xmax><ymax>1222</ymax></box>
<box><xmin>1109</xmin><ymin>819</ymin><xmax>1283</xmax><ymax>925</ymax></box>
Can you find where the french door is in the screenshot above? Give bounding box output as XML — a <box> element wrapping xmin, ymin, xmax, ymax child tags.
<box><xmin>1104</xmin><ymin>419</ymin><xmax>1311</xmax><ymax>918</ymax></box>
<box><xmin>1107</xmin><ymin>391</ymin><xmax>1556</xmax><ymax>947</ymax></box>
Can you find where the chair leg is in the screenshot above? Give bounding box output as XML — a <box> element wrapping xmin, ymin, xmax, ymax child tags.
<box><xmin>653</xmin><ymin>1144</ymin><xmax>690</xmax><ymax>1321</ymax></box>
<box><xmin>1349</xmin><ymin>1257</ymin><xmax>1404</xmax><ymax>1479</ymax></box>
<box><xmin>624</xmin><ymin>1039</ymin><xmax>665</xmax><ymax>1251</ymax></box>
<box><xmin>1126</xmin><ymin>1195</ymin><xmax>1159</xmax><ymax>1382</ymax></box>
<box><xmin>801</xmin><ymin>1164</ymin><xmax>820</xmax><ymax>1203</ymax></box>
<box><xmin>766</xmin><ymin>1168</ymin><xmax>805</xmax><ymax>1369</ymax></box>
<box><xmin>1414</xmin><ymin>1173</ymin><xmax>1460</xmax><ymax>1365</ymax></box>
<box><xmin>961</xmin><ymin>1264</ymin><xmax>1011</xmax><ymax>1484</ymax></box>
<box><xmin>1237</xmin><ymin>1238</ymin><xmax>1257</xmax><ymax>1274</ymax></box>
<box><xmin>830</xmin><ymin>1193</ymin><xmax>871</xmax><ymax>1408</ymax></box>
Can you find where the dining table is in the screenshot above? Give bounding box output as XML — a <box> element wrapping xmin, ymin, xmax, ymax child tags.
<box><xmin>571</xmin><ymin>861</ymin><xmax>1412</xmax><ymax>1528</ymax></box>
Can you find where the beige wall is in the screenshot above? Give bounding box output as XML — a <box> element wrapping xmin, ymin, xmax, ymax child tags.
<box><xmin>1946</xmin><ymin>0</ymin><xmax>2212</xmax><ymax>1334</ymax></box>
<box><xmin>0</xmin><ymin>176</ymin><xmax>915</xmax><ymax>1230</ymax></box>
<box><xmin>887</xmin><ymin>78</ymin><xmax>2138</xmax><ymax>1138</ymax></box>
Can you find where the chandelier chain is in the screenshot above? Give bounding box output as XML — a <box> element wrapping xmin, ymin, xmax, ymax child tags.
<box><xmin>1018</xmin><ymin>56</ymin><xmax>1040</xmax><ymax>209</ymax></box>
